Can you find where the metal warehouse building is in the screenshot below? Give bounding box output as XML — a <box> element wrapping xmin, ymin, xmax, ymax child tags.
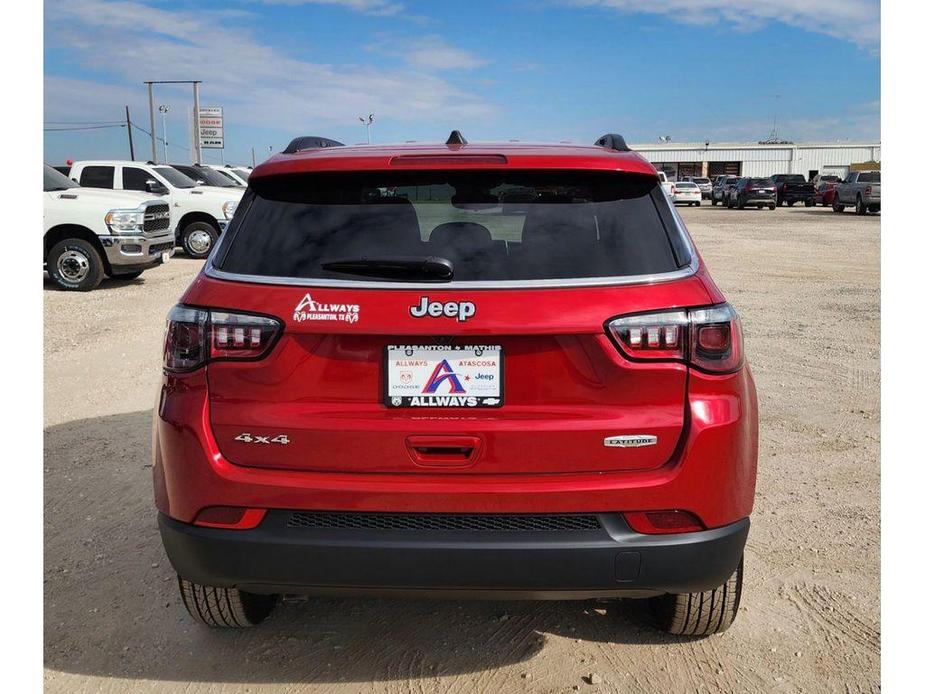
<box><xmin>630</xmin><ymin>141</ymin><xmax>881</xmax><ymax>181</ymax></box>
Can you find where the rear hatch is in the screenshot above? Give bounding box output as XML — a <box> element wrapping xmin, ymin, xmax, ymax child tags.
<box><xmin>197</xmin><ymin>166</ymin><xmax>712</xmax><ymax>475</ymax></box>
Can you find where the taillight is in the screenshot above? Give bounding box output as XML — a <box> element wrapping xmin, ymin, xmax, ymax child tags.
<box><xmin>164</xmin><ymin>305</ymin><xmax>282</xmax><ymax>372</ymax></box>
<box><xmin>624</xmin><ymin>510</ymin><xmax>705</xmax><ymax>534</ymax></box>
<box><xmin>865</xmin><ymin>185</ymin><xmax>872</xmax><ymax>195</ymax></box>
<box><xmin>606</xmin><ymin>303</ymin><xmax>744</xmax><ymax>374</ymax></box>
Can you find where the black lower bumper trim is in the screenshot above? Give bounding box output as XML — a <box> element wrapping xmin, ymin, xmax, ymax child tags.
<box><xmin>159</xmin><ymin>512</ymin><xmax>749</xmax><ymax>598</ymax></box>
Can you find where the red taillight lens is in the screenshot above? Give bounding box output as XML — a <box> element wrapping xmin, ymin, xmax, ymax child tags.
<box><xmin>193</xmin><ymin>506</ymin><xmax>266</xmax><ymax>529</ymax></box>
<box><xmin>605</xmin><ymin>310</ymin><xmax>687</xmax><ymax>361</ymax></box>
<box><xmin>688</xmin><ymin>305</ymin><xmax>744</xmax><ymax>373</ymax></box>
<box><xmin>865</xmin><ymin>185</ymin><xmax>872</xmax><ymax>195</ymax></box>
<box><xmin>164</xmin><ymin>305</ymin><xmax>282</xmax><ymax>372</ymax></box>
<box><xmin>624</xmin><ymin>510</ymin><xmax>705</xmax><ymax>534</ymax></box>
<box><xmin>606</xmin><ymin>303</ymin><xmax>744</xmax><ymax>374</ymax></box>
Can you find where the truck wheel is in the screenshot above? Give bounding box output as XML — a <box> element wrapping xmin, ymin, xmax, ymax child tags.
<box><xmin>737</xmin><ymin>196</ymin><xmax>745</xmax><ymax>210</ymax></box>
<box><xmin>695</xmin><ymin>201</ymin><xmax>701</xmax><ymax>207</ymax></box>
<box><xmin>856</xmin><ymin>195</ymin><xmax>867</xmax><ymax>215</ymax></box>
<box><xmin>786</xmin><ymin>200</ymin><xmax>794</xmax><ymax>207</ymax></box>
<box><xmin>711</xmin><ymin>197</ymin><xmax>718</xmax><ymax>206</ymax></box>
<box><xmin>769</xmin><ymin>203</ymin><xmax>776</xmax><ymax>210</ymax></box>
<box><xmin>757</xmin><ymin>204</ymin><xmax>765</xmax><ymax>209</ymax></box>
<box><xmin>47</xmin><ymin>238</ymin><xmax>104</xmax><ymax>291</ymax></box>
<box><xmin>649</xmin><ymin>556</ymin><xmax>743</xmax><ymax>636</ymax></box>
<box><xmin>833</xmin><ymin>195</ymin><xmax>844</xmax><ymax>213</ymax></box>
<box><xmin>806</xmin><ymin>198</ymin><xmax>815</xmax><ymax>207</ymax></box>
<box><xmin>181</xmin><ymin>222</ymin><xmax>218</xmax><ymax>259</ymax></box>
<box><xmin>178</xmin><ymin>576</ymin><xmax>277</xmax><ymax>628</ymax></box>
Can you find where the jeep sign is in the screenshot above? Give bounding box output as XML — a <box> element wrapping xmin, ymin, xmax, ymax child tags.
<box><xmin>198</xmin><ymin>106</ymin><xmax>224</xmax><ymax>149</ymax></box>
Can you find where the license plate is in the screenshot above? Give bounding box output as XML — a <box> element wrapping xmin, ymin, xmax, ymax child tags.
<box><xmin>385</xmin><ymin>344</ymin><xmax>503</xmax><ymax>407</ymax></box>
<box><xmin>161</xmin><ymin>251</ymin><xmax>170</xmax><ymax>263</ymax></box>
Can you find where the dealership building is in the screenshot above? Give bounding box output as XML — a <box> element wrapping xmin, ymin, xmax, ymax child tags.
<box><xmin>630</xmin><ymin>141</ymin><xmax>881</xmax><ymax>181</ymax></box>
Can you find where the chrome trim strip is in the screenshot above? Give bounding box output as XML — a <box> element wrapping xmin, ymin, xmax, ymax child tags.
<box><xmin>203</xmin><ymin>202</ymin><xmax>700</xmax><ymax>291</ymax></box>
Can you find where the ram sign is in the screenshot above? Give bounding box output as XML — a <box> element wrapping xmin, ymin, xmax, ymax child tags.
<box><xmin>199</xmin><ymin>106</ymin><xmax>224</xmax><ymax>149</ymax></box>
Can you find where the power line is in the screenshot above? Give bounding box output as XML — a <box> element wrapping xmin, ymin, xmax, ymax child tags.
<box><xmin>44</xmin><ymin>120</ymin><xmax>125</xmax><ymax>125</ymax></box>
<box><xmin>44</xmin><ymin>123</ymin><xmax>126</xmax><ymax>132</ymax></box>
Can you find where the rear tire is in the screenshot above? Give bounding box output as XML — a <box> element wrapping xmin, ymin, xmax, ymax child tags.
<box><xmin>833</xmin><ymin>195</ymin><xmax>845</xmax><ymax>213</ymax></box>
<box><xmin>178</xmin><ymin>576</ymin><xmax>277</xmax><ymax>628</ymax></box>
<box><xmin>649</xmin><ymin>556</ymin><xmax>743</xmax><ymax>636</ymax></box>
<box><xmin>47</xmin><ymin>238</ymin><xmax>105</xmax><ymax>291</ymax></box>
<box><xmin>737</xmin><ymin>196</ymin><xmax>745</xmax><ymax>210</ymax></box>
<box><xmin>180</xmin><ymin>222</ymin><xmax>218</xmax><ymax>259</ymax></box>
<box><xmin>856</xmin><ymin>194</ymin><xmax>867</xmax><ymax>215</ymax></box>
<box><xmin>806</xmin><ymin>198</ymin><xmax>815</xmax><ymax>207</ymax></box>
<box><xmin>695</xmin><ymin>201</ymin><xmax>701</xmax><ymax>207</ymax></box>
<box><xmin>769</xmin><ymin>203</ymin><xmax>776</xmax><ymax>210</ymax></box>
<box><xmin>711</xmin><ymin>197</ymin><xmax>718</xmax><ymax>206</ymax></box>
<box><xmin>786</xmin><ymin>200</ymin><xmax>794</xmax><ymax>207</ymax></box>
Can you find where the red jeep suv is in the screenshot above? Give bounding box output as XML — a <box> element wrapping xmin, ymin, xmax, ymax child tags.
<box><xmin>154</xmin><ymin>132</ymin><xmax>758</xmax><ymax>636</ymax></box>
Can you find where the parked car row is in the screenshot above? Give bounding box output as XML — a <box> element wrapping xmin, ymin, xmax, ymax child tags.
<box><xmin>688</xmin><ymin>169</ymin><xmax>881</xmax><ymax>215</ymax></box>
<box><xmin>44</xmin><ymin>161</ymin><xmax>254</xmax><ymax>290</ymax></box>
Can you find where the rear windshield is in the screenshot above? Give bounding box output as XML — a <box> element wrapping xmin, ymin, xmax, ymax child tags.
<box><xmin>857</xmin><ymin>171</ymin><xmax>880</xmax><ymax>182</ymax></box>
<box><xmin>216</xmin><ymin>170</ymin><xmax>690</xmax><ymax>283</ymax></box>
<box><xmin>778</xmin><ymin>174</ymin><xmax>806</xmax><ymax>183</ymax></box>
<box><xmin>751</xmin><ymin>178</ymin><xmax>773</xmax><ymax>186</ymax></box>
<box><xmin>676</xmin><ymin>182</ymin><xmax>699</xmax><ymax>189</ymax></box>
<box><xmin>692</xmin><ymin>178</ymin><xmax>710</xmax><ymax>184</ymax></box>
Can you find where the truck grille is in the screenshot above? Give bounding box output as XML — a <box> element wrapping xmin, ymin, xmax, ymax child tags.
<box><xmin>286</xmin><ymin>512</ymin><xmax>602</xmax><ymax>532</ymax></box>
<box><xmin>143</xmin><ymin>203</ymin><xmax>171</xmax><ymax>233</ymax></box>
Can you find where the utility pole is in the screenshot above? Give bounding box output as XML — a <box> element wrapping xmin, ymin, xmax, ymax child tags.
<box><xmin>125</xmin><ymin>105</ymin><xmax>135</xmax><ymax>161</ymax></box>
<box><xmin>146</xmin><ymin>82</ymin><xmax>157</xmax><ymax>163</ymax></box>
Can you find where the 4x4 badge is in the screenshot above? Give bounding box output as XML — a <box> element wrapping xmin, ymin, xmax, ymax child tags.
<box><xmin>604</xmin><ymin>435</ymin><xmax>657</xmax><ymax>448</ymax></box>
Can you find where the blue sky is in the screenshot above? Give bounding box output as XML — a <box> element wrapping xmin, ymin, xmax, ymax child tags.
<box><xmin>44</xmin><ymin>0</ymin><xmax>880</xmax><ymax>165</ymax></box>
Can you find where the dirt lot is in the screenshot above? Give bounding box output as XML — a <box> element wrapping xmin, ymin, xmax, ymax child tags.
<box><xmin>44</xmin><ymin>204</ymin><xmax>880</xmax><ymax>693</ymax></box>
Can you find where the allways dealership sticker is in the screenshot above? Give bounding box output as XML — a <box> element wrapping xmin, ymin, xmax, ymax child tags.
<box><xmin>293</xmin><ymin>293</ymin><xmax>360</xmax><ymax>323</ymax></box>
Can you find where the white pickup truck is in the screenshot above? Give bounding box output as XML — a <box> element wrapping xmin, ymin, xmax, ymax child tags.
<box><xmin>66</xmin><ymin>160</ymin><xmax>244</xmax><ymax>258</ymax></box>
<box><xmin>44</xmin><ymin>164</ymin><xmax>175</xmax><ymax>291</ymax></box>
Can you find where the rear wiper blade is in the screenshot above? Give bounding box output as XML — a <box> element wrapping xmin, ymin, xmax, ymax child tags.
<box><xmin>321</xmin><ymin>255</ymin><xmax>454</xmax><ymax>282</ymax></box>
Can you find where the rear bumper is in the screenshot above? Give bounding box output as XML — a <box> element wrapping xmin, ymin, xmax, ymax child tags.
<box><xmin>739</xmin><ymin>195</ymin><xmax>775</xmax><ymax>206</ymax></box>
<box><xmin>159</xmin><ymin>512</ymin><xmax>749</xmax><ymax>598</ymax></box>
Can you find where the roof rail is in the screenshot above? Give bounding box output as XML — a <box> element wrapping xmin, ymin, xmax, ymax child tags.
<box><xmin>446</xmin><ymin>130</ymin><xmax>468</xmax><ymax>145</ymax></box>
<box><xmin>594</xmin><ymin>133</ymin><xmax>631</xmax><ymax>152</ymax></box>
<box><xmin>281</xmin><ymin>136</ymin><xmax>346</xmax><ymax>154</ymax></box>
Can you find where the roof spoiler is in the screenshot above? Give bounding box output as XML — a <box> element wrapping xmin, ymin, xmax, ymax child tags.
<box><xmin>281</xmin><ymin>136</ymin><xmax>346</xmax><ymax>154</ymax></box>
<box><xmin>594</xmin><ymin>133</ymin><xmax>631</xmax><ymax>152</ymax></box>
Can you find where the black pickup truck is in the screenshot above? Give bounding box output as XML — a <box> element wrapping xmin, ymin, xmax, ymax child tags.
<box><xmin>770</xmin><ymin>174</ymin><xmax>816</xmax><ymax>207</ymax></box>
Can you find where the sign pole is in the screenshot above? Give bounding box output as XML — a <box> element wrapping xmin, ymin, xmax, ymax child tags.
<box><xmin>147</xmin><ymin>82</ymin><xmax>157</xmax><ymax>163</ymax></box>
<box><xmin>192</xmin><ymin>81</ymin><xmax>202</xmax><ymax>165</ymax></box>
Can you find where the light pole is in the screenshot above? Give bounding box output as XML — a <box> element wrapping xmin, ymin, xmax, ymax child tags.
<box><xmin>158</xmin><ymin>105</ymin><xmax>170</xmax><ymax>163</ymax></box>
<box><xmin>359</xmin><ymin>113</ymin><xmax>374</xmax><ymax>144</ymax></box>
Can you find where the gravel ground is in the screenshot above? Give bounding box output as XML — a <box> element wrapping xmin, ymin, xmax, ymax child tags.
<box><xmin>44</xmin><ymin>204</ymin><xmax>880</xmax><ymax>693</ymax></box>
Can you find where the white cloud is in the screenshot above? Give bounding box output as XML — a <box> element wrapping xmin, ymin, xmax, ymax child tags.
<box><xmin>44</xmin><ymin>0</ymin><xmax>495</xmax><ymax>135</ymax></box>
<box><xmin>569</xmin><ymin>0</ymin><xmax>880</xmax><ymax>48</ymax></box>
<box><xmin>368</xmin><ymin>35</ymin><xmax>489</xmax><ymax>71</ymax></box>
<box><xmin>258</xmin><ymin>0</ymin><xmax>405</xmax><ymax>16</ymax></box>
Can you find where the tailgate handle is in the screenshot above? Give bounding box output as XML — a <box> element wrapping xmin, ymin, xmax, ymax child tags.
<box><xmin>406</xmin><ymin>436</ymin><xmax>482</xmax><ymax>467</ymax></box>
